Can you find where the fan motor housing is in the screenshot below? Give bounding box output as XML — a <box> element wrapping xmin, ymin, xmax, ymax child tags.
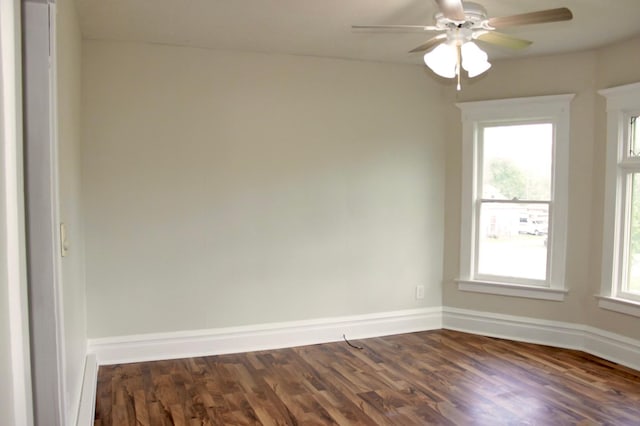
<box><xmin>435</xmin><ymin>2</ymin><xmax>488</xmax><ymax>28</ymax></box>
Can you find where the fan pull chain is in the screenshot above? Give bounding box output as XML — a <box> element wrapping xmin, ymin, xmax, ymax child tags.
<box><xmin>456</xmin><ymin>43</ymin><xmax>462</xmax><ymax>91</ymax></box>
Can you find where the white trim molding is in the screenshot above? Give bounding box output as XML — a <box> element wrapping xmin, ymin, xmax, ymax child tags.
<box><xmin>88</xmin><ymin>307</ymin><xmax>443</xmax><ymax>365</ymax></box>
<box><xmin>596</xmin><ymin>295</ymin><xmax>640</xmax><ymax>318</ymax></box>
<box><xmin>76</xmin><ymin>354</ymin><xmax>97</xmax><ymax>426</ymax></box>
<box><xmin>456</xmin><ymin>94</ymin><xmax>574</xmax><ymax>299</ymax></box>
<box><xmin>443</xmin><ymin>307</ymin><xmax>640</xmax><ymax>372</ymax></box>
<box><xmin>598</xmin><ymin>81</ymin><xmax>640</xmax><ymax>308</ymax></box>
<box><xmin>457</xmin><ymin>279</ymin><xmax>567</xmax><ymax>301</ymax></box>
<box><xmin>23</xmin><ymin>2</ymin><xmax>66</xmax><ymax>424</ymax></box>
<box><xmin>2</xmin><ymin>0</ymin><xmax>34</xmax><ymax>423</ymax></box>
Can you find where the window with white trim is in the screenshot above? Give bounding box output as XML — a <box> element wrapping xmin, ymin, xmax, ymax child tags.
<box><xmin>599</xmin><ymin>82</ymin><xmax>640</xmax><ymax>317</ymax></box>
<box><xmin>456</xmin><ymin>95</ymin><xmax>573</xmax><ymax>301</ymax></box>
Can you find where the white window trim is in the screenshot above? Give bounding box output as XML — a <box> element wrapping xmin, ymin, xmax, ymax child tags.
<box><xmin>598</xmin><ymin>81</ymin><xmax>640</xmax><ymax>318</ymax></box>
<box><xmin>456</xmin><ymin>94</ymin><xmax>574</xmax><ymax>301</ymax></box>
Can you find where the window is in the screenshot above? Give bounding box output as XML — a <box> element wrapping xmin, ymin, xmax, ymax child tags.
<box><xmin>477</xmin><ymin>123</ymin><xmax>552</xmax><ymax>282</ymax></box>
<box><xmin>599</xmin><ymin>82</ymin><xmax>640</xmax><ymax>317</ymax></box>
<box><xmin>456</xmin><ymin>95</ymin><xmax>573</xmax><ymax>301</ymax></box>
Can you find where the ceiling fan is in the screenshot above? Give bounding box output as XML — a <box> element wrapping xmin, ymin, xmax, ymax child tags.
<box><xmin>353</xmin><ymin>0</ymin><xmax>573</xmax><ymax>90</ymax></box>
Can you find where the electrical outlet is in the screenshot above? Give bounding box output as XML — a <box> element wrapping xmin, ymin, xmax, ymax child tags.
<box><xmin>415</xmin><ymin>285</ymin><xmax>425</xmax><ymax>300</ymax></box>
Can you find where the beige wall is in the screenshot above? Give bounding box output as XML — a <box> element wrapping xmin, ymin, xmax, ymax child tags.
<box><xmin>56</xmin><ymin>0</ymin><xmax>86</xmax><ymax>421</ymax></box>
<box><xmin>595</xmin><ymin>36</ymin><xmax>640</xmax><ymax>89</ymax></box>
<box><xmin>443</xmin><ymin>37</ymin><xmax>640</xmax><ymax>340</ymax></box>
<box><xmin>82</xmin><ymin>41</ymin><xmax>446</xmax><ymax>338</ymax></box>
<box><xmin>81</xmin><ymin>32</ymin><xmax>640</xmax><ymax>344</ymax></box>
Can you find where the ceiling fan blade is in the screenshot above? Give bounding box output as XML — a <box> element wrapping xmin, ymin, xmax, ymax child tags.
<box><xmin>352</xmin><ymin>24</ymin><xmax>441</xmax><ymax>31</ymax></box>
<box><xmin>409</xmin><ymin>34</ymin><xmax>447</xmax><ymax>53</ymax></box>
<box><xmin>434</xmin><ymin>0</ymin><xmax>466</xmax><ymax>21</ymax></box>
<box><xmin>488</xmin><ymin>7</ymin><xmax>573</xmax><ymax>28</ymax></box>
<box><xmin>476</xmin><ymin>31</ymin><xmax>532</xmax><ymax>49</ymax></box>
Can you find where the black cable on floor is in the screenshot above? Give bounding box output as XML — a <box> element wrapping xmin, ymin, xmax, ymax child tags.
<box><xmin>343</xmin><ymin>334</ymin><xmax>364</xmax><ymax>350</ymax></box>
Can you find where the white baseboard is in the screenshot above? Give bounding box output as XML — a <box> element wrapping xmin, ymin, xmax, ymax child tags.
<box><xmin>583</xmin><ymin>326</ymin><xmax>640</xmax><ymax>372</ymax></box>
<box><xmin>443</xmin><ymin>307</ymin><xmax>640</xmax><ymax>372</ymax></box>
<box><xmin>76</xmin><ymin>354</ymin><xmax>97</xmax><ymax>426</ymax></box>
<box><xmin>88</xmin><ymin>307</ymin><xmax>443</xmax><ymax>365</ymax></box>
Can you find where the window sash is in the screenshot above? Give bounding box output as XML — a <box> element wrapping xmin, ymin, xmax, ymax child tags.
<box><xmin>617</xmin><ymin>169</ymin><xmax>640</xmax><ymax>302</ymax></box>
<box><xmin>616</xmin><ymin>112</ymin><xmax>640</xmax><ymax>301</ymax></box>
<box><xmin>472</xmin><ymin>120</ymin><xmax>555</xmax><ymax>286</ymax></box>
<box><xmin>473</xmin><ymin>200</ymin><xmax>551</xmax><ymax>286</ymax></box>
<box><xmin>477</xmin><ymin>121</ymin><xmax>554</xmax><ymax>202</ymax></box>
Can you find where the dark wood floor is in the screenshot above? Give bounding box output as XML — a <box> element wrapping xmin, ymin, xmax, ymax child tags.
<box><xmin>94</xmin><ymin>329</ymin><xmax>640</xmax><ymax>425</ymax></box>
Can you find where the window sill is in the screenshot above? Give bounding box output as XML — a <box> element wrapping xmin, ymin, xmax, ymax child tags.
<box><xmin>456</xmin><ymin>279</ymin><xmax>567</xmax><ymax>301</ymax></box>
<box><xmin>596</xmin><ymin>296</ymin><xmax>640</xmax><ymax>318</ymax></box>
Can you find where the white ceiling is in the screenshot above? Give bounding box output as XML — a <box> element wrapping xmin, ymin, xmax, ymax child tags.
<box><xmin>75</xmin><ymin>0</ymin><xmax>640</xmax><ymax>64</ymax></box>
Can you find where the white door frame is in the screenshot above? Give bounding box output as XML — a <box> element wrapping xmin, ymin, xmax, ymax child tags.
<box><xmin>22</xmin><ymin>0</ymin><xmax>66</xmax><ymax>424</ymax></box>
<box><xmin>1</xmin><ymin>0</ymin><xmax>34</xmax><ymax>424</ymax></box>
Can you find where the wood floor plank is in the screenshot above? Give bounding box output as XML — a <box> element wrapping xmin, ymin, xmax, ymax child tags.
<box><xmin>95</xmin><ymin>330</ymin><xmax>640</xmax><ymax>425</ymax></box>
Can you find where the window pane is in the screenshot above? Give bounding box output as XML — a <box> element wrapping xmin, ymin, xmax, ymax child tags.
<box><xmin>631</xmin><ymin>116</ymin><xmax>639</xmax><ymax>157</ymax></box>
<box><xmin>477</xmin><ymin>202</ymin><xmax>548</xmax><ymax>281</ymax></box>
<box><xmin>625</xmin><ymin>173</ymin><xmax>640</xmax><ymax>295</ymax></box>
<box><xmin>482</xmin><ymin>124</ymin><xmax>552</xmax><ymax>201</ymax></box>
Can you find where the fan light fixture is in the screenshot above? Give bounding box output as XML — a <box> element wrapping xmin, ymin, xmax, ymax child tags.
<box><xmin>423</xmin><ymin>40</ymin><xmax>491</xmax><ymax>90</ymax></box>
<box><xmin>353</xmin><ymin>1</ymin><xmax>573</xmax><ymax>92</ymax></box>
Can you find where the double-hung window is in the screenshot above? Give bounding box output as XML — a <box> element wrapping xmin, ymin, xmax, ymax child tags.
<box><xmin>457</xmin><ymin>95</ymin><xmax>573</xmax><ymax>301</ymax></box>
<box><xmin>599</xmin><ymin>82</ymin><xmax>640</xmax><ymax>317</ymax></box>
